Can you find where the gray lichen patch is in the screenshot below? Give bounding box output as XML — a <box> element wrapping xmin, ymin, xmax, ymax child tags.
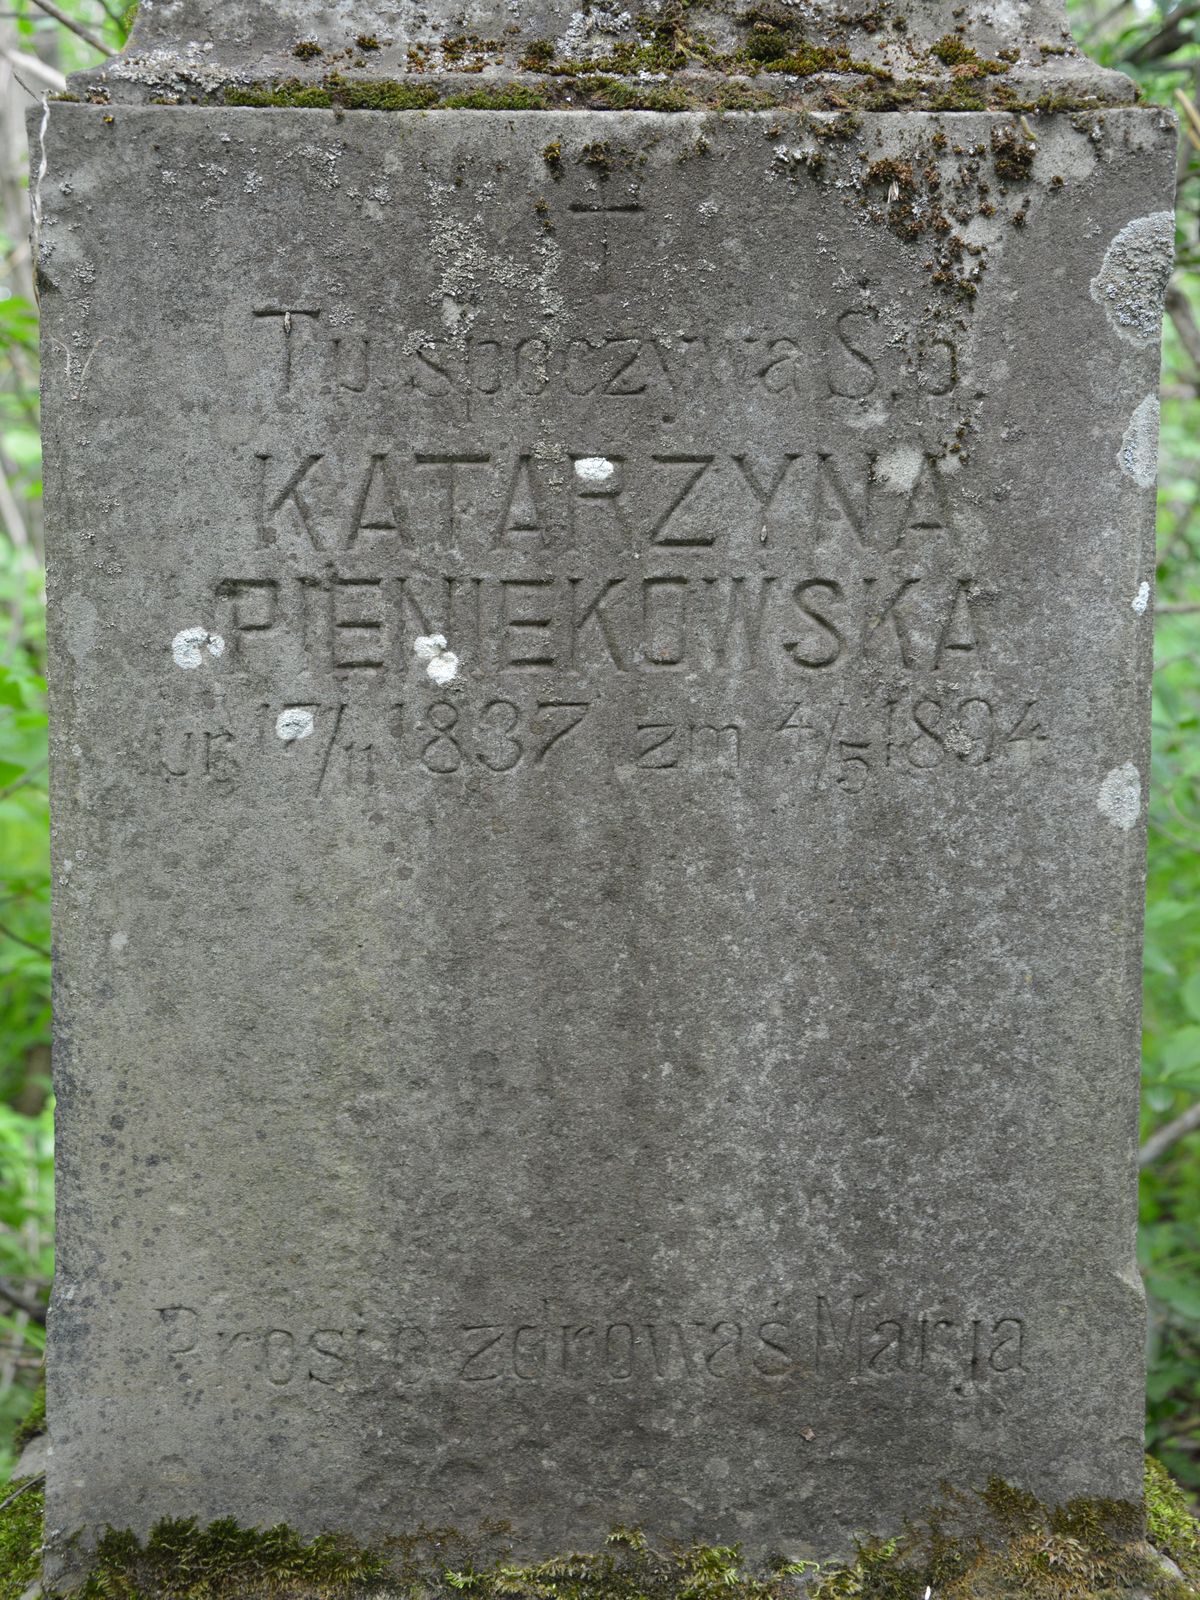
<box><xmin>1118</xmin><ymin>394</ymin><xmax>1161</xmax><ymax>489</ymax></box>
<box><xmin>1091</xmin><ymin>211</ymin><xmax>1175</xmax><ymax>347</ymax></box>
<box><xmin>1097</xmin><ymin>762</ymin><xmax>1143</xmax><ymax>831</ymax></box>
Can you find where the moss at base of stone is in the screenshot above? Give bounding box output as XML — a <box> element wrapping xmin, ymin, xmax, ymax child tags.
<box><xmin>0</xmin><ymin>1483</ymin><xmax>42</xmax><ymax>1600</ymax></box>
<box><xmin>806</xmin><ymin>1474</ymin><xmax>1186</xmax><ymax>1599</ymax></box>
<box><xmin>1147</xmin><ymin>1456</ymin><xmax>1200</xmax><ymax>1588</ymax></box>
<box><xmin>78</xmin><ymin>1518</ymin><xmax>389</xmax><ymax>1599</ymax></box>
<box><xmin>3</xmin><ymin>1463</ymin><xmax>1199</xmax><ymax>1599</ymax></box>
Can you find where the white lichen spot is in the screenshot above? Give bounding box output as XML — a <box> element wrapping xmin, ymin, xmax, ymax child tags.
<box><xmin>171</xmin><ymin>626</ymin><xmax>225</xmax><ymax>669</ymax></box>
<box><xmin>414</xmin><ymin>633</ymin><xmax>460</xmax><ymax>685</ymax></box>
<box><xmin>1090</xmin><ymin>212</ymin><xmax>1174</xmax><ymax>347</ymax></box>
<box><xmin>1118</xmin><ymin>394</ymin><xmax>1160</xmax><ymax>488</ymax></box>
<box><xmin>1133</xmin><ymin>580</ymin><xmax>1151</xmax><ymax>615</ymax></box>
<box><xmin>275</xmin><ymin>707</ymin><xmax>315</xmax><ymax>743</ymax></box>
<box><xmin>1097</xmin><ymin>762</ymin><xmax>1141</xmax><ymax>831</ymax></box>
<box><xmin>413</xmin><ymin>633</ymin><xmax>448</xmax><ymax>661</ymax></box>
<box><xmin>427</xmin><ymin>651</ymin><xmax>460</xmax><ymax>686</ymax></box>
<box><xmin>109</xmin><ymin>930</ymin><xmax>127</xmax><ymax>953</ymax></box>
<box><xmin>575</xmin><ymin>456</ymin><xmax>615</xmax><ymax>483</ymax></box>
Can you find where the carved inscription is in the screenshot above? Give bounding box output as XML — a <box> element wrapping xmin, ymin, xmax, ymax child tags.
<box><xmin>249</xmin><ymin>307</ymin><xmax>963</xmax><ymax>412</ymax></box>
<box><xmin>164</xmin><ymin>293</ymin><xmax>1016</xmax><ymax>805</ymax></box>
<box><xmin>250</xmin><ymin>445</ymin><xmax>961</xmax><ymax>555</ymax></box>
<box><xmin>209</xmin><ymin>569</ymin><xmax>982</xmax><ymax>677</ymax></box>
<box><xmin>156</xmin><ymin>1297</ymin><xmax>1027</xmax><ymax>1393</ymax></box>
<box><xmin>152</xmin><ymin>689</ymin><xmax>1046</xmax><ymax>797</ymax></box>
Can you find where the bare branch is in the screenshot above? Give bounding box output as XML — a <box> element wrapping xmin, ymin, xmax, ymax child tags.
<box><xmin>0</xmin><ymin>759</ymin><xmax>47</xmax><ymax>801</ymax></box>
<box><xmin>1130</xmin><ymin>1</ymin><xmax>1200</xmax><ymax>63</ymax></box>
<box><xmin>1141</xmin><ymin>1100</ymin><xmax>1200</xmax><ymax>1167</ymax></box>
<box><xmin>0</xmin><ymin>1475</ymin><xmax>44</xmax><ymax>1512</ymax></box>
<box><xmin>0</xmin><ymin>445</ymin><xmax>30</xmax><ymax>554</ymax></box>
<box><xmin>1082</xmin><ymin>0</ymin><xmax>1129</xmax><ymax>41</ymax></box>
<box><xmin>0</xmin><ymin>44</ymin><xmax>65</xmax><ymax>91</ymax></box>
<box><xmin>1167</xmin><ymin>279</ymin><xmax>1200</xmax><ymax>377</ymax></box>
<box><xmin>1157</xmin><ymin>602</ymin><xmax>1200</xmax><ymax>613</ymax></box>
<box><xmin>0</xmin><ymin>1281</ymin><xmax>46</xmax><ymax>1323</ymax></box>
<box><xmin>24</xmin><ymin>0</ymin><xmax>113</xmax><ymax>57</ymax></box>
<box><xmin>0</xmin><ymin>921</ymin><xmax>50</xmax><ymax>959</ymax></box>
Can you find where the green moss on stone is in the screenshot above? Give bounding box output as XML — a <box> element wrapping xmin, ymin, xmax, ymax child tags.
<box><xmin>0</xmin><ymin>1482</ymin><xmax>42</xmax><ymax>1600</ymax></box>
<box><xmin>807</xmin><ymin>1469</ymin><xmax>1188</xmax><ymax>1600</ymax></box>
<box><xmin>1</xmin><ymin>1463</ymin><xmax>1199</xmax><ymax>1600</ymax></box>
<box><xmin>759</xmin><ymin>42</ymin><xmax>886</xmax><ymax>76</ymax></box>
<box><xmin>209</xmin><ymin>68</ymin><xmax>1120</xmax><ymax>114</ymax></box>
<box><xmin>598</xmin><ymin>80</ymin><xmax>692</xmax><ymax>110</ymax></box>
<box><xmin>1148</xmin><ymin>1456</ymin><xmax>1200</xmax><ymax>1589</ymax></box>
<box><xmin>520</xmin><ymin>38</ymin><xmax>556</xmax><ymax>70</ymax></box>
<box><xmin>74</xmin><ymin>1518</ymin><xmax>388</xmax><ymax>1599</ymax></box>
<box><xmin>929</xmin><ymin>32</ymin><xmax>1010</xmax><ymax>73</ymax></box>
<box><xmin>440</xmin><ymin>84</ymin><xmax>550</xmax><ymax>108</ymax></box>
<box><xmin>712</xmin><ymin>82</ymin><xmax>777</xmax><ymax>109</ymax></box>
<box><xmin>223</xmin><ymin>78</ymin><xmax>439</xmax><ymax>109</ymax></box>
<box><xmin>991</xmin><ymin>121</ymin><xmax>1036</xmax><ymax>180</ymax></box>
<box><xmin>224</xmin><ymin>80</ymin><xmax>335</xmax><ymax>107</ymax></box>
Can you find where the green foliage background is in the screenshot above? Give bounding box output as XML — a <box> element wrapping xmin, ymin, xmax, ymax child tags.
<box><xmin>1</xmin><ymin>0</ymin><xmax>1200</xmax><ymax>1497</ymax></box>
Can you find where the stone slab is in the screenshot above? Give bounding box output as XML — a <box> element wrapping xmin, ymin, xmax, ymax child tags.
<box><xmin>38</xmin><ymin>103</ymin><xmax>1174</xmax><ymax>1571</ymax></box>
<box><xmin>81</xmin><ymin>0</ymin><xmax>1135</xmax><ymax>111</ymax></box>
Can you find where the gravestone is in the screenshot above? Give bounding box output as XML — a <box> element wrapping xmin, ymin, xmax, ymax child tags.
<box><xmin>37</xmin><ymin>0</ymin><xmax>1175</xmax><ymax>1578</ymax></box>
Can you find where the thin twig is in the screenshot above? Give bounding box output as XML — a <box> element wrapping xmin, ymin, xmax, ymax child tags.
<box><xmin>0</xmin><ymin>921</ymin><xmax>50</xmax><ymax>959</ymax></box>
<box><xmin>1158</xmin><ymin>602</ymin><xmax>1200</xmax><ymax>614</ymax></box>
<box><xmin>90</xmin><ymin>0</ymin><xmax>121</xmax><ymax>25</ymax></box>
<box><xmin>1167</xmin><ymin>279</ymin><xmax>1200</xmax><ymax>377</ymax></box>
<box><xmin>1167</xmin><ymin>792</ymin><xmax>1200</xmax><ymax>838</ymax></box>
<box><xmin>0</xmin><ymin>1281</ymin><xmax>46</xmax><ymax>1322</ymax></box>
<box><xmin>1159</xmin><ymin>469</ymin><xmax>1200</xmax><ymax>573</ymax></box>
<box><xmin>1177</xmin><ymin>86</ymin><xmax>1200</xmax><ymax>149</ymax></box>
<box><xmin>24</xmin><ymin>0</ymin><xmax>113</xmax><ymax>55</ymax></box>
<box><xmin>0</xmin><ymin>43</ymin><xmax>64</xmax><ymax>92</ymax></box>
<box><xmin>0</xmin><ymin>443</ymin><xmax>30</xmax><ymax>553</ymax></box>
<box><xmin>0</xmin><ymin>759</ymin><xmax>47</xmax><ymax>801</ymax></box>
<box><xmin>0</xmin><ymin>1475</ymin><xmax>44</xmax><ymax>1513</ymax></box>
<box><xmin>1141</xmin><ymin>1101</ymin><xmax>1200</xmax><ymax>1167</ymax></box>
<box><xmin>1148</xmin><ymin>817</ymin><xmax>1199</xmax><ymax>852</ymax></box>
<box><xmin>1082</xmin><ymin>0</ymin><xmax>1129</xmax><ymax>43</ymax></box>
<box><xmin>1130</xmin><ymin>0</ymin><xmax>1200</xmax><ymax>63</ymax></box>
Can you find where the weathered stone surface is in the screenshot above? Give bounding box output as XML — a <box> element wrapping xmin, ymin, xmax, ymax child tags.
<box><xmin>75</xmin><ymin>0</ymin><xmax>1135</xmax><ymax>108</ymax></box>
<box><xmin>38</xmin><ymin>78</ymin><xmax>1173</xmax><ymax>1578</ymax></box>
